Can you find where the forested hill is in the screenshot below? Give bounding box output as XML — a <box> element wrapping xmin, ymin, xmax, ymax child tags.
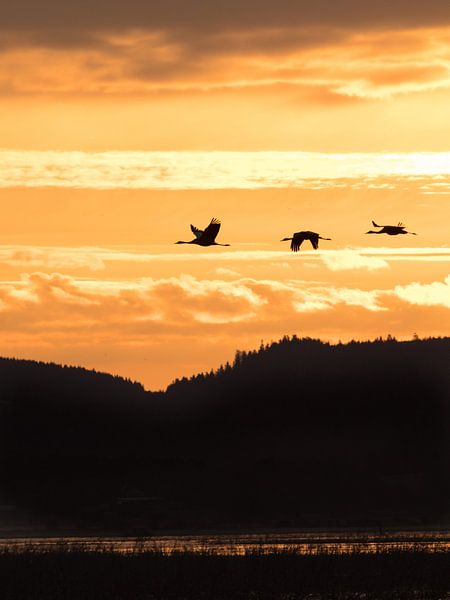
<box><xmin>167</xmin><ymin>335</ymin><xmax>449</xmax><ymax>416</ymax></box>
<box><xmin>168</xmin><ymin>336</ymin><xmax>449</xmax><ymax>449</ymax></box>
<box><xmin>0</xmin><ymin>357</ymin><xmax>147</xmax><ymax>401</ymax></box>
<box><xmin>1</xmin><ymin>337</ymin><xmax>449</xmax><ymax>530</ymax></box>
<box><xmin>0</xmin><ymin>357</ymin><xmax>157</xmax><ymax>458</ymax></box>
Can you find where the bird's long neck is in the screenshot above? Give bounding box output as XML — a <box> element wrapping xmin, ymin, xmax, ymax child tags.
<box><xmin>366</xmin><ymin>231</ymin><xmax>381</xmax><ymax>234</ymax></box>
<box><xmin>214</xmin><ymin>242</ymin><xmax>231</xmax><ymax>246</ymax></box>
<box><xmin>319</xmin><ymin>237</ymin><xmax>331</xmax><ymax>240</ymax></box>
<box><xmin>175</xmin><ymin>240</ymin><xmax>194</xmax><ymax>244</ymax></box>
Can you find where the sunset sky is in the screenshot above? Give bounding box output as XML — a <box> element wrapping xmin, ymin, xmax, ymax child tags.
<box><xmin>0</xmin><ymin>1</ymin><xmax>449</xmax><ymax>389</ymax></box>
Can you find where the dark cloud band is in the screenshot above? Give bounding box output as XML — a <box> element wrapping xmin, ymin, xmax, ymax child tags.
<box><xmin>1</xmin><ymin>0</ymin><xmax>450</xmax><ymax>39</ymax></box>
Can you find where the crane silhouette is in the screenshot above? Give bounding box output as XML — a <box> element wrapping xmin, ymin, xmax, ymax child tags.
<box><xmin>366</xmin><ymin>221</ymin><xmax>417</xmax><ymax>235</ymax></box>
<box><xmin>281</xmin><ymin>231</ymin><xmax>332</xmax><ymax>252</ymax></box>
<box><xmin>175</xmin><ymin>218</ymin><xmax>230</xmax><ymax>247</ymax></box>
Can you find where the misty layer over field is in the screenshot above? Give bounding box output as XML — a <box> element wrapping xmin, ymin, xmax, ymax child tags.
<box><xmin>1</xmin><ymin>336</ymin><xmax>448</xmax><ymax>530</ymax></box>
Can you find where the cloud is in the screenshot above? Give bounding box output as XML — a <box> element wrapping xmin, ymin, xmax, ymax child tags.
<box><xmin>292</xmin><ymin>285</ymin><xmax>384</xmax><ymax>312</ymax></box>
<box><xmin>393</xmin><ymin>275</ymin><xmax>450</xmax><ymax>308</ymax></box>
<box><xmin>2</xmin><ymin>267</ymin><xmax>432</xmax><ymax>346</ymax></box>
<box><xmin>321</xmin><ymin>250</ymin><xmax>389</xmax><ymax>271</ymax></box>
<box><xmin>0</xmin><ymin>270</ymin><xmax>448</xmax><ymax>388</ymax></box>
<box><xmin>214</xmin><ymin>267</ymin><xmax>242</xmax><ymax>277</ymax></box>
<box><xmin>2</xmin><ymin>1</ymin><xmax>450</xmax><ymax>40</ymax></box>
<box><xmin>0</xmin><ymin>272</ymin><xmax>385</xmax><ymax>331</ymax></box>
<box><xmin>0</xmin><ymin>245</ymin><xmax>450</xmax><ymax>272</ymax></box>
<box><xmin>0</xmin><ymin>246</ymin><xmax>106</xmax><ymax>270</ymax></box>
<box><xmin>0</xmin><ymin>19</ymin><xmax>450</xmax><ymax>99</ymax></box>
<box><xmin>1</xmin><ymin>150</ymin><xmax>450</xmax><ymax>190</ymax></box>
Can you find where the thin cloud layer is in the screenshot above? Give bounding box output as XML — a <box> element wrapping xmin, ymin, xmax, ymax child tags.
<box><xmin>0</xmin><ymin>246</ymin><xmax>106</xmax><ymax>270</ymax></box>
<box><xmin>321</xmin><ymin>251</ymin><xmax>389</xmax><ymax>271</ymax></box>
<box><xmin>2</xmin><ymin>150</ymin><xmax>450</xmax><ymax>189</ymax></box>
<box><xmin>1</xmin><ymin>245</ymin><xmax>450</xmax><ymax>271</ymax></box>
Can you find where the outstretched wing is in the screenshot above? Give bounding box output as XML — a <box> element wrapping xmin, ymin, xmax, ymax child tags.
<box><xmin>291</xmin><ymin>232</ymin><xmax>305</xmax><ymax>252</ymax></box>
<box><xmin>200</xmin><ymin>218</ymin><xmax>221</xmax><ymax>243</ymax></box>
<box><xmin>309</xmin><ymin>233</ymin><xmax>319</xmax><ymax>249</ymax></box>
<box><xmin>190</xmin><ymin>224</ymin><xmax>204</xmax><ymax>239</ymax></box>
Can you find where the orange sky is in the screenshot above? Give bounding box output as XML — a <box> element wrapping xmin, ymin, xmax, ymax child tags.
<box><xmin>0</xmin><ymin>1</ymin><xmax>449</xmax><ymax>388</ymax></box>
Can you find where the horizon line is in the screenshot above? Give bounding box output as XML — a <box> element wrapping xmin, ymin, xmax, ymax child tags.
<box><xmin>2</xmin><ymin>333</ymin><xmax>448</xmax><ymax>393</ymax></box>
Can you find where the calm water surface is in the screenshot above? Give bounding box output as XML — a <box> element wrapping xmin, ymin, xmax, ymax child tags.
<box><xmin>1</xmin><ymin>530</ymin><xmax>449</xmax><ymax>555</ymax></box>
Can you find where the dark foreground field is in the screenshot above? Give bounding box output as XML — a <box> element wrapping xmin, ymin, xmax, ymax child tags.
<box><xmin>0</xmin><ymin>547</ymin><xmax>448</xmax><ymax>600</ymax></box>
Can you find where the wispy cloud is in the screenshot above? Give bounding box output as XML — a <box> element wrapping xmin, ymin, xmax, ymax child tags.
<box><xmin>214</xmin><ymin>267</ymin><xmax>242</xmax><ymax>277</ymax></box>
<box><xmin>0</xmin><ymin>245</ymin><xmax>450</xmax><ymax>271</ymax></box>
<box><xmin>0</xmin><ymin>246</ymin><xmax>106</xmax><ymax>270</ymax></box>
<box><xmin>1</xmin><ymin>150</ymin><xmax>450</xmax><ymax>189</ymax></box>
<box><xmin>321</xmin><ymin>251</ymin><xmax>389</xmax><ymax>271</ymax></box>
<box><xmin>394</xmin><ymin>275</ymin><xmax>450</xmax><ymax>308</ymax></box>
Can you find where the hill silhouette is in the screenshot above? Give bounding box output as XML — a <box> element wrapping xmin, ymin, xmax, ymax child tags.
<box><xmin>1</xmin><ymin>337</ymin><xmax>449</xmax><ymax>531</ymax></box>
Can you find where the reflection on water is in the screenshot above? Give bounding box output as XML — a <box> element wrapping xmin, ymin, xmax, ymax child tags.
<box><xmin>0</xmin><ymin>530</ymin><xmax>449</xmax><ymax>555</ymax></box>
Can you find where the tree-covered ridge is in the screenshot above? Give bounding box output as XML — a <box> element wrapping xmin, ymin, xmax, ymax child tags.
<box><xmin>166</xmin><ymin>336</ymin><xmax>449</xmax><ymax>440</ymax></box>
<box><xmin>0</xmin><ymin>336</ymin><xmax>449</xmax><ymax>530</ymax></box>
<box><xmin>0</xmin><ymin>356</ymin><xmax>145</xmax><ymax>401</ymax></box>
<box><xmin>169</xmin><ymin>334</ymin><xmax>449</xmax><ymax>392</ymax></box>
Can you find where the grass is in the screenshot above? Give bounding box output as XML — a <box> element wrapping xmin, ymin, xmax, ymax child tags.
<box><xmin>0</xmin><ymin>545</ymin><xmax>448</xmax><ymax>599</ymax></box>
